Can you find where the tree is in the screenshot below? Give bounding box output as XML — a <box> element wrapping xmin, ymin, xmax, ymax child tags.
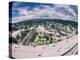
<box><xmin>49</xmin><ymin>36</ymin><xmax>53</xmax><ymax>43</ymax></box>
<box><xmin>31</xmin><ymin>32</ymin><xmax>36</xmax><ymax>42</ymax></box>
<box><xmin>36</xmin><ymin>32</ymin><xmax>38</xmax><ymax>35</ymax></box>
<box><xmin>20</xmin><ymin>31</ymin><xmax>26</xmax><ymax>39</ymax></box>
<box><xmin>16</xmin><ymin>34</ymin><xmax>20</xmax><ymax>40</ymax></box>
<box><xmin>9</xmin><ymin>37</ymin><xmax>18</xmax><ymax>44</ymax></box>
<box><xmin>67</xmin><ymin>24</ymin><xmax>73</xmax><ymax>32</ymax></box>
<box><xmin>24</xmin><ymin>26</ymin><xmax>28</xmax><ymax>29</ymax></box>
<box><xmin>16</xmin><ymin>34</ymin><xmax>21</xmax><ymax>43</ymax></box>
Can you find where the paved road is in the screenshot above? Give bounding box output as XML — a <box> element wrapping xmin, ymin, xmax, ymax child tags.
<box><xmin>19</xmin><ymin>30</ymin><xmax>35</xmax><ymax>45</ymax></box>
<box><xmin>61</xmin><ymin>43</ymin><xmax>78</xmax><ymax>56</ymax></box>
<box><xmin>12</xmin><ymin>35</ymin><xmax>78</xmax><ymax>59</ymax></box>
<box><xmin>19</xmin><ymin>26</ymin><xmax>36</xmax><ymax>45</ymax></box>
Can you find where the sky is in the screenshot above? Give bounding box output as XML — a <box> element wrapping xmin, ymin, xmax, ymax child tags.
<box><xmin>9</xmin><ymin>1</ymin><xmax>78</xmax><ymax>23</ymax></box>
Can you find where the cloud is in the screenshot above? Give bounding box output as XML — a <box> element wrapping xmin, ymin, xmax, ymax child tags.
<box><xmin>11</xmin><ymin>3</ymin><xmax>78</xmax><ymax>23</ymax></box>
<box><xmin>18</xmin><ymin>8</ymin><xmax>30</xmax><ymax>16</ymax></box>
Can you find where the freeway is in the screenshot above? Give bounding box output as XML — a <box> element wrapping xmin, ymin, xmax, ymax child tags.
<box><xmin>12</xmin><ymin>35</ymin><xmax>78</xmax><ymax>58</ymax></box>
<box><xmin>19</xmin><ymin>26</ymin><xmax>36</xmax><ymax>45</ymax></box>
<box><xmin>61</xmin><ymin>43</ymin><xmax>78</xmax><ymax>56</ymax></box>
<box><xmin>26</xmin><ymin>30</ymin><xmax>35</xmax><ymax>45</ymax></box>
<box><xmin>19</xmin><ymin>30</ymin><xmax>35</xmax><ymax>45</ymax></box>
